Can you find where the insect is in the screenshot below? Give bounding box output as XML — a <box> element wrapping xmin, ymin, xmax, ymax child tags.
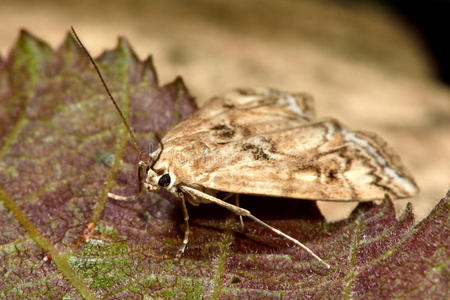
<box><xmin>71</xmin><ymin>28</ymin><xmax>418</xmax><ymax>269</ymax></box>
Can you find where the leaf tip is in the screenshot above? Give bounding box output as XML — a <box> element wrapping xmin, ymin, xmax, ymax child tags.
<box><xmin>60</xmin><ymin>31</ymin><xmax>80</xmax><ymax>52</ymax></box>
<box><xmin>173</xmin><ymin>76</ymin><xmax>189</xmax><ymax>93</ymax></box>
<box><xmin>403</xmin><ymin>201</ymin><xmax>414</xmax><ymax>220</ymax></box>
<box><xmin>13</xmin><ymin>29</ymin><xmax>52</xmax><ymax>54</ymax></box>
<box><xmin>18</xmin><ymin>28</ymin><xmax>33</xmax><ymax>40</ymax></box>
<box><xmin>116</xmin><ymin>36</ymin><xmax>139</xmax><ymax>64</ymax></box>
<box><xmin>162</xmin><ymin>75</ymin><xmax>197</xmax><ymax>112</ymax></box>
<box><xmin>142</xmin><ymin>55</ymin><xmax>159</xmax><ymax>85</ymax></box>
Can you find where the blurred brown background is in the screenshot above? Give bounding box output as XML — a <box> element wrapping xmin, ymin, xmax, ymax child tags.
<box><xmin>0</xmin><ymin>0</ymin><xmax>448</xmax><ymax>220</ymax></box>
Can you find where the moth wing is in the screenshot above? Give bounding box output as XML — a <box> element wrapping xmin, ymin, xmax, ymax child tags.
<box><xmin>162</xmin><ymin>88</ymin><xmax>315</xmax><ymax>144</ymax></box>
<box><xmin>156</xmin><ymin>88</ymin><xmax>417</xmax><ymax>201</ymax></box>
<box><xmin>166</xmin><ymin>119</ymin><xmax>418</xmax><ymax>201</ymax></box>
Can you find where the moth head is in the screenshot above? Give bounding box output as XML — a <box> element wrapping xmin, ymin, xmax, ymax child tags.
<box><xmin>138</xmin><ymin>154</ymin><xmax>176</xmax><ymax>192</ymax></box>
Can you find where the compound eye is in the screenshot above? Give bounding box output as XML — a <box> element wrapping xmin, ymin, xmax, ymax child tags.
<box><xmin>158</xmin><ymin>174</ymin><xmax>171</xmax><ymax>187</ymax></box>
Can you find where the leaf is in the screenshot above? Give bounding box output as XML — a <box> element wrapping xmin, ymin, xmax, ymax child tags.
<box><xmin>0</xmin><ymin>31</ymin><xmax>448</xmax><ymax>299</ymax></box>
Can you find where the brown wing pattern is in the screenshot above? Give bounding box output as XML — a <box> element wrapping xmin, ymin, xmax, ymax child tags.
<box><xmin>162</xmin><ymin>88</ymin><xmax>315</xmax><ymax>143</ymax></box>
<box><xmin>155</xmin><ymin>88</ymin><xmax>418</xmax><ymax>201</ymax></box>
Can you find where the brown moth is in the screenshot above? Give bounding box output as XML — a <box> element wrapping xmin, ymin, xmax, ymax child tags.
<box><xmin>71</xmin><ymin>28</ymin><xmax>418</xmax><ymax>269</ymax></box>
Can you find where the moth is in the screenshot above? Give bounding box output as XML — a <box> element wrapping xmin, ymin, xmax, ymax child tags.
<box><xmin>71</xmin><ymin>28</ymin><xmax>418</xmax><ymax>269</ymax></box>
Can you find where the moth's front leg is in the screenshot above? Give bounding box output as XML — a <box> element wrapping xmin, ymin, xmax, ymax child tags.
<box><xmin>107</xmin><ymin>193</ymin><xmax>137</xmax><ymax>201</ymax></box>
<box><xmin>176</xmin><ymin>192</ymin><xmax>190</xmax><ymax>259</ymax></box>
<box><xmin>107</xmin><ymin>161</ymin><xmax>148</xmax><ymax>201</ymax></box>
<box><xmin>107</xmin><ymin>184</ymin><xmax>153</xmax><ymax>201</ymax></box>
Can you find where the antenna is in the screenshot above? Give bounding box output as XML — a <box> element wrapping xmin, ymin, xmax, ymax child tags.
<box><xmin>70</xmin><ymin>26</ymin><xmax>142</xmax><ymax>154</ymax></box>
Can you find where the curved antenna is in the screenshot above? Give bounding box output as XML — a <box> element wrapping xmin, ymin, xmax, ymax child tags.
<box><xmin>70</xmin><ymin>26</ymin><xmax>143</xmax><ymax>155</ymax></box>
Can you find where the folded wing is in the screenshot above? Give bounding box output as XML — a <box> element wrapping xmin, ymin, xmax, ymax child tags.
<box><xmin>156</xmin><ymin>88</ymin><xmax>418</xmax><ymax>201</ymax></box>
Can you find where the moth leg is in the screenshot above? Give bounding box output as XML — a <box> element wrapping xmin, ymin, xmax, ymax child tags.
<box><xmin>107</xmin><ymin>193</ymin><xmax>138</xmax><ymax>201</ymax></box>
<box><xmin>180</xmin><ymin>185</ymin><xmax>330</xmax><ymax>269</ymax></box>
<box><xmin>180</xmin><ymin>186</ymin><xmax>250</xmax><ymax>216</ymax></box>
<box><xmin>176</xmin><ymin>192</ymin><xmax>190</xmax><ymax>259</ymax></box>
<box><xmin>107</xmin><ymin>161</ymin><xmax>146</xmax><ymax>201</ymax></box>
<box><xmin>222</xmin><ymin>193</ymin><xmax>234</xmax><ymax>201</ymax></box>
<box><xmin>107</xmin><ymin>189</ymin><xmax>145</xmax><ymax>201</ymax></box>
<box><xmin>222</xmin><ymin>193</ymin><xmax>244</xmax><ymax>230</ymax></box>
<box><xmin>235</xmin><ymin>194</ymin><xmax>245</xmax><ymax>230</ymax></box>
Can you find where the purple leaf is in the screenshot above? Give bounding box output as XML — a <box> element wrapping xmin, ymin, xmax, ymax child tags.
<box><xmin>0</xmin><ymin>31</ymin><xmax>447</xmax><ymax>299</ymax></box>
